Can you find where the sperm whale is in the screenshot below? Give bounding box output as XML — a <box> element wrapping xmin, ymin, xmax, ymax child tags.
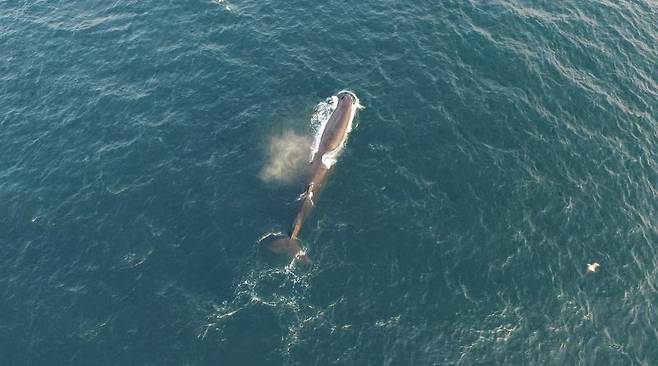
<box><xmin>266</xmin><ymin>91</ymin><xmax>360</xmax><ymax>263</ymax></box>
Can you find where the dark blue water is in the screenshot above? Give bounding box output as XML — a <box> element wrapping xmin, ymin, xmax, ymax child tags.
<box><xmin>1</xmin><ymin>0</ymin><xmax>657</xmax><ymax>364</ymax></box>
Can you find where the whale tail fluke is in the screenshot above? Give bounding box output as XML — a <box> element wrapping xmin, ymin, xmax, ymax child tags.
<box><xmin>266</xmin><ymin>237</ymin><xmax>312</xmax><ymax>265</ymax></box>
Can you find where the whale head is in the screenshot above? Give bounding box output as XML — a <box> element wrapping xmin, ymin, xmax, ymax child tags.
<box><xmin>337</xmin><ymin>91</ymin><xmax>356</xmax><ymax>106</ymax></box>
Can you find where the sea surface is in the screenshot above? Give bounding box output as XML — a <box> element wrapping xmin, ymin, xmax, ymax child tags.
<box><xmin>1</xmin><ymin>0</ymin><xmax>657</xmax><ymax>365</ymax></box>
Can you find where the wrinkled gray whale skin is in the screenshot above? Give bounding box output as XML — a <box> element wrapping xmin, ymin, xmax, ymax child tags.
<box><xmin>267</xmin><ymin>92</ymin><xmax>358</xmax><ymax>264</ymax></box>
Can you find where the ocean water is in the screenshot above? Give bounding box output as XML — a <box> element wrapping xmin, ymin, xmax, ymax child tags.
<box><xmin>1</xmin><ymin>0</ymin><xmax>657</xmax><ymax>364</ymax></box>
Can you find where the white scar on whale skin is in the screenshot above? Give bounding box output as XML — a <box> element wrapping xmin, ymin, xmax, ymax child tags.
<box><xmin>309</xmin><ymin>91</ymin><xmax>362</xmax><ymax>169</ymax></box>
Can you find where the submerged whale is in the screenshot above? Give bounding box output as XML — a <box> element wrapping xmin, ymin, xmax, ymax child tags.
<box><xmin>267</xmin><ymin>91</ymin><xmax>360</xmax><ymax>263</ymax></box>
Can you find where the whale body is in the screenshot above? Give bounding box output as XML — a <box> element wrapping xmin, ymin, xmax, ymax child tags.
<box><xmin>267</xmin><ymin>91</ymin><xmax>359</xmax><ymax>263</ymax></box>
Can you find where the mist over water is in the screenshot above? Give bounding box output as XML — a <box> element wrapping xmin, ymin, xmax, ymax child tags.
<box><xmin>260</xmin><ymin>130</ymin><xmax>312</xmax><ymax>184</ymax></box>
<box><xmin>260</xmin><ymin>94</ymin><xmax>342</xmax><ymax>184</ymax></box>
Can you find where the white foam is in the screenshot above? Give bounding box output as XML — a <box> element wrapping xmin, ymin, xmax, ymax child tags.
<box><xmin>215</xmin><ymin>0</ymin><xmax>233</xmax><ymax>11</ymax></box>
<box><xmin>336</xmin><ymin>89</ymin><xmax>364</xmax><ymax>110</ymax></box>
<box><xmin>257</xmin><ymin>231</ymin><xmax>285</xmax><ymax>243</ymax></box>
<box><xmin>309</xmin><ymin>96</ymin><xmax>337</xmax><ymax>163</ymax></box>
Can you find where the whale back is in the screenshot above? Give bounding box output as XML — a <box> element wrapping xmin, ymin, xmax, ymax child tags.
<box><xmin>317</xmin><ymin>94</ymin><xmax>354</xmax><ymax>155</ymax></box>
